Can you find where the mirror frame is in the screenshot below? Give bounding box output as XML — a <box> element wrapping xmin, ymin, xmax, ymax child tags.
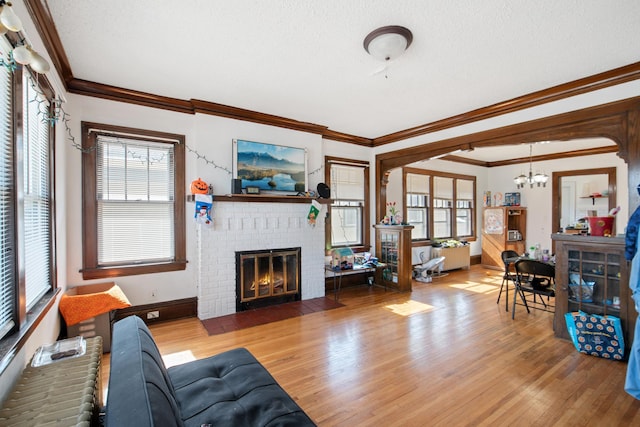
<box><xmin>551</xmin><ymin>167</ymin><xmax>617</xmax><ymax>250</ymax></box>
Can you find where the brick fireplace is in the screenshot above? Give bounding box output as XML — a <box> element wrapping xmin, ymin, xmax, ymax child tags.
<box><xmin>195</xmin><ymin>200</ymin><xmax>326</xmax><ymax>320</ymax></box>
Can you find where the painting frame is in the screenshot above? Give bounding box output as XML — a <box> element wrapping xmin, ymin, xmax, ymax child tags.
<box><xmin>233</xmin><ymin>139</ymin><xmax>308</xmax><ymax>194</ymax></box>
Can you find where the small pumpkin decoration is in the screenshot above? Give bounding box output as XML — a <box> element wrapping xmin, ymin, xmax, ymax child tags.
<box><xmin>191</xmin><ymin>177</ymin><xmax>209</xmax><ymax>194</ymax></box>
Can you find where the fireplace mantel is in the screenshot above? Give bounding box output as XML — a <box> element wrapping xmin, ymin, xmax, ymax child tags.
<box><xmin>188</xmin><ymin>194</ymin><xmax>331</xmax><ymax>204</ymax></box>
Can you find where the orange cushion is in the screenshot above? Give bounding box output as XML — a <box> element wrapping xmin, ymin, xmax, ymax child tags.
<box><xmin>59</xmin><ymin>284</ymin><xmax>131</xmax><ymax>326</ymax></box>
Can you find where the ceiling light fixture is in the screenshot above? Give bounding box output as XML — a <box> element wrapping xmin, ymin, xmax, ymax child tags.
<box><xmin>514</xmin><ymin>144</ymin><xmax>549</xmax><ymax>189</ymax></box>
<box><xmin>363</xmin><ymin>25</ymin><xmax>413</xmax><ymax>62</ymax></box>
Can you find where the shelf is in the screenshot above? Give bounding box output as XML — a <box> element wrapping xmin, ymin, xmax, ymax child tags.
<box><xmin>568</xmin><ymin>300</ymin><xmax>620</xmax><ymax>314</ymax></box>
<box><xmin>580</xmin><ymin>195</ymin><xmax>608</xmax><ymax>205</ymax></box>
<box><xmin>187</xmin><ymin>194</ymin><xmax>331</xmax><ymax>204</ymax></box>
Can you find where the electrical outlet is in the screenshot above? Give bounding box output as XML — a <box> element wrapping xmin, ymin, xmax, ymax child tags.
<box><xmin>147</xmin><ymin>310</ymin><xmax>160</xmax><ymax>320</ymax></box>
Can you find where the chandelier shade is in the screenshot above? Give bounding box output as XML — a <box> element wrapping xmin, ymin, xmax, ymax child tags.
<box><xmin>0</xmin><ymin>1</ymin><xmax>50</xmax><ymax>74</ymax></box>
<box><xmin>0</xmin><ymin>2</ymin><xmax>23</xmax><ymax>32</ymax></box>
<box><xmin>514</xmin><ymin>144</ymin><xmax>549</xmax><ymax>189</ymax></box>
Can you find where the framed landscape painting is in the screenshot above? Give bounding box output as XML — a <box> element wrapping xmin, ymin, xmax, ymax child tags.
<box><xmin>233</xmin><ymin>139</ymin><xmax>307</xmax><ymax>193</ymax></box>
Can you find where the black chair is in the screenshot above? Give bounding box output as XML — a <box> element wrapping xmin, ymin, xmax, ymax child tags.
<box><xmin>512</xmin><ymin>259</ymin><xmax>556</xmax><ymax>319</ymax></box>
<box><xmin>497</xmin><ymin>250</ymin><xmax>519</xmax><ymax>311</ymax></box>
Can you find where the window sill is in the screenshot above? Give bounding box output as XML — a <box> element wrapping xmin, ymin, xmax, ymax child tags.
<box><xmin>0</xmin><ymin>288</ymin><xmax>60</xmax><ymax>376</ymax></box>
<box><xmin>81</xmin><ymin>260</ymin><xmax>188</xmax><ymax>280</ymax></box>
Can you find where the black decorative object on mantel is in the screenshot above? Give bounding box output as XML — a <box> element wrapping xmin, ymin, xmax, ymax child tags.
<box><xmin>231</xmin><ymin>178</ymin><xmax>242</xmax><ymax>194</ymax></box>
<box><xmin>317</xmin><ymin>183</ymin><xmax>330</xmax><ymax>199</ymax></box>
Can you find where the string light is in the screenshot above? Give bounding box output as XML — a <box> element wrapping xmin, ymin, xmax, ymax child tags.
<box><xmin>308</xmin><ymin>164</ymin><xmax>324</xmax><ymax>176</ymax></box>
<box><xmin>0</xmin><ymin>50</ymin><xmax>17</xmax><ymax>71</ymax></box>
<box><xmin>184</xmin><ymin>145</ymin><xmax>232</xmax><ymax>174</ymax></box>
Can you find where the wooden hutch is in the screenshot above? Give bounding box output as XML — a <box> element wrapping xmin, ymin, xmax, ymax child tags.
<box><xmin>481</xmin><ymin>206</ymin><xmax>527</xmax><ymax>269</ymax></box>
<box><xmin>552</xmin><ymin>234</ymin><xmax>636</xmax><ymax>350</ymax></box>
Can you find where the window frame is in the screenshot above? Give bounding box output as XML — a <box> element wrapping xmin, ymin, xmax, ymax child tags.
<box><xmin>403</xmin><ymin>167</ymin><xmax>476</xmax><ymax>242</ymax></box>
<box><xmin>0</xmin><ymin>35</ymin><xmax>58</xmax><ymax>373</ymax></box>
<box><xmin>325</xmin><ymin>156</ymin><xmax>370</xmax><ymax>253</ymax></box>
<box><xmin>81</xmin><ymin>122</ymin><xmax>186</xmax><ymax>279</ymax></box>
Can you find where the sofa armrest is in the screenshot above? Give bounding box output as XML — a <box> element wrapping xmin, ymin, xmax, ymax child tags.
<box><xmin>106</xmin><ymin>316</ymin><xmax>182</xmax><ymax>427</ymax></box>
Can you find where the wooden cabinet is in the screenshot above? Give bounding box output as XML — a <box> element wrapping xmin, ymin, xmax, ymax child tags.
<box><xmin>481</xmin><ymin>206</ymin><xmax>527</xmax><ymax>269</ymax></box>
<box><xmin>374</xmin><ymin>225</ymin><xmax>414</xmax><ymax>292</ymax></box>
<box><xmin>552</xmin><ymin>234</ymin><xmax>636</xmax><ymax>350</ymax></box>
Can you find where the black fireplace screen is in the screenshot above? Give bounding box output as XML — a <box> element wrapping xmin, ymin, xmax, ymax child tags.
<box><xmin>236</xmin><ymin>247</ymin><xmax>301</xmax><ymax>311</ymax></box>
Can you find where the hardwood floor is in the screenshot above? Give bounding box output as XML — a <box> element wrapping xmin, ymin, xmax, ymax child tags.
<box><xmin>101</xmin><ymin>266</ymin><xmax>640</xmax><ymax>426</ymax></box>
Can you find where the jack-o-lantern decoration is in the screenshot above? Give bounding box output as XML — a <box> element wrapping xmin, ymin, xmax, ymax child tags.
<box><xmin>191</xmin><ymin>177</ymin><xmax>209</xmax><ymax>194</ymax></box>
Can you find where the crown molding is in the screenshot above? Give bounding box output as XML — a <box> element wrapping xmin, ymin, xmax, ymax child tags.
<box><xmin>372</xmin><ymin>62</ymin><xmax>640</xmax><ymax>146</ymax></box>
<box><xmin>68</xmin><ymin>78</ymin><xmax>194</xmax><ymax>114</ymax></box>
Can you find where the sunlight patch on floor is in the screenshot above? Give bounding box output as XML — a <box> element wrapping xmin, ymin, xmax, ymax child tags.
<box><xmin>449</xmin><ymin>281</ymin><xmax>499</xmax><ymax>294</ymax></box>
<box><xmin>385</xmin><ymin>300</ymin><xmax>435</xmax><ymax>316</ymax></box>
<box><xmin>163</xmin><ymin>350</ymin><xmax>196</xmax><ymax>368</ymax></box>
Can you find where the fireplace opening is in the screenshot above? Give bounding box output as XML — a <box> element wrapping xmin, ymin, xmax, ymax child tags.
<box><xmin>236</xmin><ymin>247</ymin><xmax>301</xmax><ymax>311</ymax></box>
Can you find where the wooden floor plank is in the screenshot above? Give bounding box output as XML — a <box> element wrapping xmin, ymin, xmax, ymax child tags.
<box><xmin>101</xmin><ymin>266</ymin><xmax>640</xmax><ymax>425</ymax></box>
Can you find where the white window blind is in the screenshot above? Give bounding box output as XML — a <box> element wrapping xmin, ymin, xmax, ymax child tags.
<box><xmin>0</xmin><ymin>37</ymin><xmax>15</xmax><ymax>339</ymax></box>
<box><xmin>23</xmin><ymin>74</ymin><xmax>52</xmax><ymax>309</ymax></box>
<box><xmin>457</xmin><ymin>179</ymin><xmax>474</xmax><ymax>200</ymax></box>
<box><xmin>434</xmin><ymin>176</ymin><xmax>453</xmax><ymax>198</ymax></box>
<box><xmin>331</xmin><ymin>164</ymin><xmax>364</xmax><ymax>200</ymax></box>
<box><xmin>96</xmin><ymin>135</ymin><xmax>175</xmax><ymax>265</ymax></box>
<box><xmin>407</xmin><ymin>173</ymin><xmax>429</xmax><ymax>194</ymax></box>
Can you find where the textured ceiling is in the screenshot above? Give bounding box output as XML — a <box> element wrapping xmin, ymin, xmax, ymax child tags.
<box><xmin>45</xmin><ymin>0</ymin><xmax>640</xmax><ymax>140</ymax></box>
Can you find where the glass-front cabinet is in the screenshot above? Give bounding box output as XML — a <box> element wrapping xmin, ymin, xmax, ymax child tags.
<box><xmin>374</xmin><ymin>225</ymin><xmax>414</xmax><ymax>292</ymax></box>
<box><xmin>552</xmin><ymin>234</ymin><xmax>636</xmax><ymax>350</ymax></box>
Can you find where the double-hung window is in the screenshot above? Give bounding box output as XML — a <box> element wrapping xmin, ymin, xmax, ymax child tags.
<box><xmin>403</xmin><ymin>168</ymin><xmax>476</xmax><ymax>241</ymax></box>
<box><xmin>433</xmin><ymin>177</ymin><xmax>453</xmax><ymax>238</ymax></box>
<box><xmin>81</xmin><ymin>122</ymin><xmax>186</xmax><ymax>279</ymax></box>
<box><xmin>1</xmin><ymin>33</ymin><xmax>56</xmax><ymax>348</ymax></box>
<box><xmin>326</xmin><ymin>157</ymin><xmax>370</xmax><ymax>250</ymax></box>
<box><xmin>406</xmin><ymin>173</ymin><xmax>430</xmax><ymax>240</ymax></box>
<box><xmin>456</xmin><ymin>179</ymin><xmax>474</xmax><ymax>237</ymax></box>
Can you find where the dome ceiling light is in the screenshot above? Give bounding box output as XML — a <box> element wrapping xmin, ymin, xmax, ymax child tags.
<box><xmin>363</xmin><ymin>25</ymin><xmax>413</xmax><ymax>62</ymax></box>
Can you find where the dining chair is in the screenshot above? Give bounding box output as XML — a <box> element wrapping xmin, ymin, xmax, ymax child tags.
<box><xmin>497</xmin><ymin>250</ymin><xmax>520</xmax><ymax>311</ymax></box>
<box><xmin>512</xmin><ymin>258</ymin><xmax>556</xmax><ymax>319</ymax></box>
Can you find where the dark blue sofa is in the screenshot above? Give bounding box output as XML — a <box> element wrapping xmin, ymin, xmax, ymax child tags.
<box><xmin>106</xmin><ymin>315</ymin><xmax>316</xmax><ymax>426</ymax></box>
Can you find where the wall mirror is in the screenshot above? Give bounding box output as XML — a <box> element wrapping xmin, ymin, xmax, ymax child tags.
<box><xmin>552</xmin><ymin>166</ymin><xmax>617</xmax><ymax>241</ymax></box>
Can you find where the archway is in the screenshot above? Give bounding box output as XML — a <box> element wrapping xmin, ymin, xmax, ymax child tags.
<box><xmin>375</xmin><ymin>97</ymin><xmax>640</xmax><ymax>223</ymax></box>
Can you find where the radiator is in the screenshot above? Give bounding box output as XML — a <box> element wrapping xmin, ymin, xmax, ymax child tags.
<box><xmin>431</xmin><ymin>246</ymin><xmax>471</xmax><ymax>271</ymax></box>
<box><xmin>0</xmin><ymin>336</ymin><xmax>102</xmax><ymax>427</ymax></box>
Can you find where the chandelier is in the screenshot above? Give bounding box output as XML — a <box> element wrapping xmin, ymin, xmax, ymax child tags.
<box><xmin>514</xmin><ymin>144</ymin><xmax>549</xmax><ymax>189</ymax></box>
